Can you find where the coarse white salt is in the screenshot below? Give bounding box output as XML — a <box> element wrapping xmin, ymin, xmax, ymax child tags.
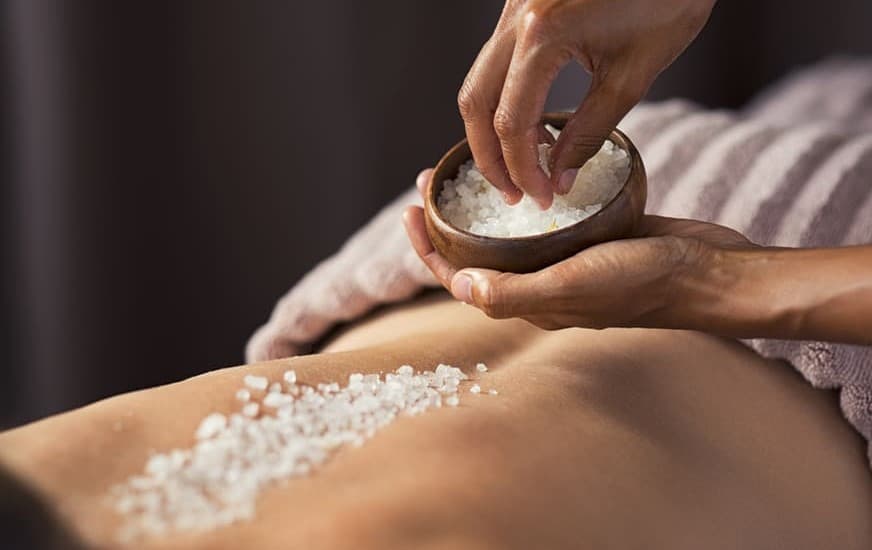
<box><xmin>243</xmin><ymin>375</ymin><xmax>268</xmax><ymax>391</ymax></box>
<box><xmin>268</xmin><ymin>382</ymin><xmax>282</xmax><ymax>393</ymax></box>
<box><xmin>283</xmin><ymin>370</ymin><xmax>297</xmax><ymax>385</ymax></box>
<box><xmin>438</xmin><ymin>128</ymin><xmax>630</xmax><ymax>238</ymax></box>
<box><xmin>235</xmin><ymin>389</ymin><xmax>251</xmax><ymax>403</ymax></box>
<box><xmin>112</xmin><ymin>363</ymin><xmax>478</xmax><ymax>541</ymax></box>
<box><xmin>469</xmin><ymin>384</ymin><xmax>481</xmax><ymax>394</ymax></box>
<box><xmin>476</xmin><ymin>363</ymin><xmax>488</xmax><ymax>373</ymax></box>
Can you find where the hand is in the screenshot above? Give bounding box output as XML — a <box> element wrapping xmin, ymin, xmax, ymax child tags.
<box><xmin>404</xmin><ymin>174</ymin><xmax>754</xmax><ymax>333</ymax></box>
<box><xmin>459</xmin><ymin>0</ymin><xmax>715</xmax><ymax>208</ymax></box>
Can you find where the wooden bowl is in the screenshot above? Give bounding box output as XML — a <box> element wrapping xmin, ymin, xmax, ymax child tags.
<box><xmin>424</xmin><ymin>113</ymin><xmax>647</xmax><ymax>273</ymax></box>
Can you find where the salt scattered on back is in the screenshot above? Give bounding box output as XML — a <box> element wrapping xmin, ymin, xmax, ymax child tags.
<box><xmin>469</xmin><ymin>384</ymin><xmax>481</xmax><ymax>394</ymax></box>
<box><xmin>112</xmin><ymin>362</ymin><xmax>477</xmax><ymax>541</ymax></box>
<box><xmin>475</xmin><ymin>363</ymin><xmax>488</xmax><ymax>373</ymax></box>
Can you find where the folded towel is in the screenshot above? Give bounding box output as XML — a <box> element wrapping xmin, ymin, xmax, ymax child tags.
<box><xmin>248</xmin><ymin>58</ymin><xmax>872</xmax><ymax>465</ymax></box>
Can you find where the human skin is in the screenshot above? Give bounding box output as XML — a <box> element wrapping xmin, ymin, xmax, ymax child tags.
<box><xmin>405</xmin><ymin>170</ymin><xmax>872</xmax><ymax>346</ymax></box>
<box><xmin>0</xmin><ymin>294</ymin><xmax>870</xmax><ymax>549</ymax></box>
<box><xmin>459</xmin><ymin>0</ymin><xmax>716</xmax><ymax>207</ymax></box>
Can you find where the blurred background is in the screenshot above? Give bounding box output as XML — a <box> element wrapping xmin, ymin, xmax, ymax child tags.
<box><xmin>2</xmin><ymin>0</ymin><xmax>872</xmax><ymax>428</ymax></box>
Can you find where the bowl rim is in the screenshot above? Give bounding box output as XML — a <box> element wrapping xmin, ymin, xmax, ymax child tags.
<box><xmin>427</xmin><ymin>115</ymin><xmax>642</xmax><ymax>243</ymax></box>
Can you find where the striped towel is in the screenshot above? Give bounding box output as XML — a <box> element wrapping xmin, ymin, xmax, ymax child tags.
<box><xmin>248</xmin><ymin>58</ymin><xmax>872</xmax><ymax>465</ymax></box>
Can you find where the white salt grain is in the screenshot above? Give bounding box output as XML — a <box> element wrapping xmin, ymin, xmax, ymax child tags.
<box><xmin>242</xmin><ymin>402</ymin><xmax>259</xmax><ymax>418</ymax></box>
<box><xmin>469</xmin><ymin>384</ymin><xmax>481</xmax><ymax>394</ymax></box>
<box><xmin>195</xmin><ymin>413</ymin><xmax>227</xmax><ymax>441</ymax></box>
<box><xmin>283</xmin><ymin>370</ymin><xmax>297</xmax><ymax>385</ymax></box>
<box><xmin>243</xmin><ymin>375</ymin><xmax>268</xmax><ymax>391</ymax></box>
<box><xmin>488</xmin><ymin>389</ymin><xmax>499</xmax><ymax>396</ymax></box>
<box><xmin>438</xmin><ymin>133</ymin><xmax>630</xmax><ymax>238</ymax></box>
<box><xmin>268</xmin><ymin>382</ymin><xmax>282</xmax><ymax>393</ymax></box>
<box><xmin>235</xmin><ymin>389</ymin><xmax>251</xmax><ymax>403</ymax></box>
<box><xmin>476</xmin><ymin>363</ymin><xmax>488</xmax><ymax>373</ymax></box>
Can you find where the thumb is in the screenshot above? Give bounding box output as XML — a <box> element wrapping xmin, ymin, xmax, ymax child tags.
<box><xmin>450</xmin><ymin>268</ymin><xmax>542</xmax><ymax>319</ymax></box>
<box><xmin>549</xmin><ymin>72</ymin><xmax>645</xmax><ymax>195</ymax></box>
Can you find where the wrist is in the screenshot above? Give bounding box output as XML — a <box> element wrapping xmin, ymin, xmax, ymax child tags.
<box><xmin>673</xmin><ymin>245</ymin><xmax>790</xmax><ymax>339</ymax></box>
<box><xmin>681</xmin><ymin>245</ymin><xmax>872</xmax><ymax>343</ymax></box>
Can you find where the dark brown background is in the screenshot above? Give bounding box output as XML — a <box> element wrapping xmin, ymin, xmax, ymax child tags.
<box><xmin>2</xmin><ymin>0</ymin><xmax>872</xmax><ymax>427</ymax></box>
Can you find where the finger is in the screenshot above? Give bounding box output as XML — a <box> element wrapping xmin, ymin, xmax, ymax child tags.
<box><xmin>550</xmin><ymin>69</ymin><xmax>647</xmax><ymax>195</ymax></box>
<box><xmin>458</xmin><ymin>36</ymin><xmax>523</xmax><ymax>204</ymax></box>
<box><xmin>415</xmin><ymin>168</ymin><xmax>434</xmax><ymax>198</ymax></box>
<box><xmin>494</xmin><ymin>32</ymin><xmax>570</xmax><ymax>209</ymax></box>
<box><xmin>402</xmin><ymin>206</ymin><xmax>457</xmax><ymax>289</ymax></box>
<box><xmin>450</xmin><ymin>267</ymin><xmax>548</xmax><ymax>319</ymax></box>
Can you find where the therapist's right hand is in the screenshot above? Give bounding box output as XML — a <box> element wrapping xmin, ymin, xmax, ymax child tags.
<box><xmin>459</xmin><ymin>0</ymin><xmax>715</xmax><ymax>208</ymax></box>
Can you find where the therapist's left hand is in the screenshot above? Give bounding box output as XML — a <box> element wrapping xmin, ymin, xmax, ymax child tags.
<box><xmin>403</xmin><ymin>169</ymin><xmax>755</xmax><ymax>333</ymax></box>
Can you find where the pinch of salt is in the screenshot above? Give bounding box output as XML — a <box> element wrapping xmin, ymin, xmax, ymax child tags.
<box><xmin>283</xmin><ymin>370</ymin><xmax>296</xmax><ymax>385</ymax></box>
<box><xmin>475</xmin><ymin>363</ymin><xmax>488</xmax><ymax>373</ymax></box>
<box><xmin>470</xmin><ymin>384</ymin><xmax>481</xmax><ymax>394</ymax></box>
<box><xmin>235</xmin><ymin>389</ymin><xmax>251</xmax><ymax>402</ymax></box>
<box><xmin>243</xmin><ymin>374</ymin><xmax>268</xmax><ymax>391</ymax></box>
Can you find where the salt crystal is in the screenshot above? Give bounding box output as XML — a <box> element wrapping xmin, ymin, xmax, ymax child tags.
<box><xmin>269</xmin><ymin>382</ymin><xmax>282</xmax><ymax>393</ymax></box>
<box><xmin>243</xmin><ymin>375</ymin><xmax>268</xmax><ymax>391</ymax></box>
<box><xmin>195</xmin><ymin>413</ymin><xmax>227</xmax><ymax>441</ymax></box>
<box><xmin>469</xmin><ymin>384</ymin><xmax>481</xmax><ymax>394</ymax></box>
<box><xmin>475</xmin><ymin>363</ymin><xmax>488</xmax><ymax>373</ymax></box>
<box><xmin>397</xmin><ymin>365</ymin><xmax>414</xmax><ymax>376</ymax></box>
<box><xmin>283</xmin><ymin>370</ymin><xmax>297</xmax><ymax>385</ymax></box>
<box><xmin>235</xmin><ymin>389</ymin><xmax>251</xmax><ymax>402</ymax></box>
<box><xmin>488</xmin><ymin>389</ymin><xmax>499</xmax><ymax>396</ymax></box>
<box><xmin>262</xmin><ymin>392</ymin><xmax>290</xmax><ymax>409</ymax></box>
<box><xmin>242</xmin><ymin>402</ymin><xmax>259</xmax><ymax>418</ymax></box>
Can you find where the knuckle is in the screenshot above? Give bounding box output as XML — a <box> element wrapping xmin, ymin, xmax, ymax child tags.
<box><xmin>518</xmin><ymin>6</ymin><xmax>556</xmax><ymax>45</ymax></box>
<box><xmin>457</xmin><ymin>82</ymin><xmax>479</xmax><ymax>119</ymax></box>
<box><xmin>476</xmin><ymin>278</ymin><xmax>510</xmax><ymax>319</ymax></box>
<box><xmin>493</xmin><ymin>108</ymin><xmax>523</xmax><ymax>141</ymax></box>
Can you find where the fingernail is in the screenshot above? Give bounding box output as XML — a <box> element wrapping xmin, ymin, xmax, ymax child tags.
<box><xmin>503</xmin><ymin>188</ymin><xmax>522</xmax><ymax>205</ymax></box>
<box><xmin>557</xmin><ymin>169</ymin><xmax>578</xmax><ymax>195</ymax></box>
<box><xmin>451</xmin><ymin>273</ymin><xmax>473</xmax><ymax>304</ymax></box>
